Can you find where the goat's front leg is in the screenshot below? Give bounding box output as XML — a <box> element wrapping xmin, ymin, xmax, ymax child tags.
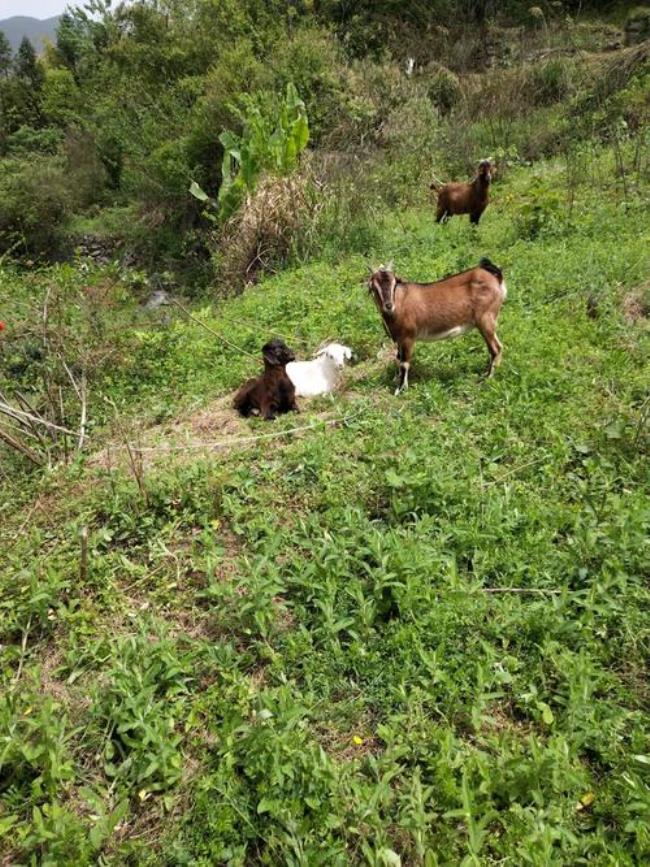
<box><xmin>477</xmin><ymin>315</ymin><xmax>502</xmax><ymax>378</ymax></box>
<box><xmin>260</xmin><ymin>398</ymin><xmax>277</xmax><ymax>420</ymax></box>
<box><xmin>395</xmin><ymin>339</ymin><xmax>413</xmax><ymax>396</ymax></box>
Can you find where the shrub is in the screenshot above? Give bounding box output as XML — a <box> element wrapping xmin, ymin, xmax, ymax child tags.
<box><xmin>5</xmin><ymin>125</ymin><xmax>62</xmax><ymax>157</ymax></box>
<box><xmin>215</xmin><ymin>83</ymin><xmax>310</xmax><ymax>222</ymax></box>
<box><xmin>324</xmin><ymin>58</ymin><xmax>412</xmax><ymax>149</ymax></box>
<box><xmin>62</xmin><ymin>129</ymin><xmax>107</xmax><ymax>210</ymax></box>
<box><xmin>41</xmin><ymin>67</ymin><xmax>83</xmax><ymax>127</ymax></box>
<box><xmin>513</xmin><ymin>175</ymin><xmax>565</xmax><ymax>240</ymax></box>
<box><xmin>525</xmin><ymin>56</ymin><xmax>577</xmax><ymax>106</ymax></box>
<box><xmin>375</xmin><ymin>94</ymin><xmax>441</xmax><ymax>204</ymax></box>
<box><xmin>0</xmin><ymin>156</ymin><xmax>73</xmax><ymax>254</ymax></box>
<box><xmin>624</xmin><ymin>6</ymin><xmax>650</xmax><ymax>46</ymax></box>
<box><xmin>269</xmin><ymin>27</ymin><xmax>348</xmax><ymax>146</ymax></box>
<box><xmin>422</xmin><ymin>62</ymin><xmax>462</xmax><ymax>115</ymax></box>
<box><xmin>211</xmin><ymin>170</ymin><xmax>315</xmax><ymax>287</ymax></box>
<box><xmin>185</xmin><ymin>40</ymin><xmax>270</xmax><ymax>193</ymax></box>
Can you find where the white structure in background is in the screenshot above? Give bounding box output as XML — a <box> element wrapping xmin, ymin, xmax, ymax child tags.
<box><xmin>405</xmin><ymin>57</ymin><xmax>415</xmax><ymax>77</ymax></box>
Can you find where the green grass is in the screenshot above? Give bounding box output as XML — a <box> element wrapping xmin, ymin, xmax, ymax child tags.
<box><xmin>1</xmin><ymin>149</ymin><xmax>649</xmax><ymax>865</ymax></box>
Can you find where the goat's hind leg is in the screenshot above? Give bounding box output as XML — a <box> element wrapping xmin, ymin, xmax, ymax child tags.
<box><xmin>477</xmin><ymin>316</ymin><xmax>502</xmax><ymax>378</ymax></box>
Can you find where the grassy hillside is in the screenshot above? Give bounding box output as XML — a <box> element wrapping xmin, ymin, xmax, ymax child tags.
<box><xmin>1</xmin><ymin>146</ymin><xmax>649</xmax><ymax>864</ymax></box>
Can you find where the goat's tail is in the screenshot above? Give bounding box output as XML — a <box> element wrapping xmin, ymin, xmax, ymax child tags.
<box><xmin>479</xmin><ymin>257</ymin><xmax>503</xmax><ymax>283</ymax></box>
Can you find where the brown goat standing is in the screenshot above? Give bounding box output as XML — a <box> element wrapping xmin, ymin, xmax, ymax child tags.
<box><xmin>368</xmin><ymin>258</ymin><xmax>506</xmax><ymax>394</ymax></box>
<box><xmin>233</xmin><ymin>339</ymin><xmax>298</xmax><ymax>420</ymax></box>
<box><xmin>431</xmin><ymin>160</ymin><xmax>493</xmax><ymax>225</ymax></box>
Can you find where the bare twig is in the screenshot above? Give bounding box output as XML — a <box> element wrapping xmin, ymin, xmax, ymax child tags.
<box><xmin>480</xmin><ymin>587</ymin><xmax>562</xmax><ymax>594</ymax></box>
<box><xmin>482</xmin><ymin>455</ymin><xmax>548</xmax><ymax>487</ymax></box>
<box><xmin>0</xmin><ymin>401</ymin><xmax>77</xmax><ymax>436</ymax></box>
<box><xmin>79</xmin><ymin>526</ymin><xmax>89</xmax><ymax>584</ymax></box>
<box><xmin>0</xmin><ymin>425</ymin><xmax>44</xmax><ymax>465</ymax></box>
<box><xmin>42</xmin><ymin>286</ymin><xmax>51</xmax><ymax>351</ymax></box>
<box><xmin>58</xmin><ymin>386</ymin><xmax>68</xmax><ymax>463</ymax></box>
<box><xmin>170</xmin><ymin>299</ymin><xmax>259</xmax><ymax>359</ymax></box>
<box><xmin>13</xmin><ymin>616</ymin><xmax>32</xmax><ymax>686</ymax></box>
<box><xmin>62</xmin><ymin>361</ymin><xmax>82</xmax><ymax>400</ymax></box>
<box><xmin>105</xmin><ymin>397</ymin><xmax>148</xmax><ymax>502</ymax></box>
<box><xmin>15</xmin><ymin>392</ymin><xmax>50</xmax><ymax>449</ymax></box>
<box><xmin>78</xmin><ymin>371</ymin><xmax>88</xmax><ymax>451</ymax></box>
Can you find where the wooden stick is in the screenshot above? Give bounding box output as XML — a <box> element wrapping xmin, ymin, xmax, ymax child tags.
<box><xmin>0</xmin><ymin>425</ymin><xmax>44</xmax><ymax>465</ymax></box>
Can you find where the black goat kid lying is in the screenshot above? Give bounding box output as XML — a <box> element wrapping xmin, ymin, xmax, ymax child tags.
<box><xmin>233</xmin><ymin>339</ymin><xmax>298</xmax><ymax>420</ymax></box>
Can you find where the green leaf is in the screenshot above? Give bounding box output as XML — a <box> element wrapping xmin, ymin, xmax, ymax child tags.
<box><xmin>189</xmin><ymin>180</ymin><xmax>210</xmax><ymax>203</ymax></box>
<box><xmin>537</xmin><ymin>701</ymin><xmax>555</xmax><ymax>725</ymax></box>
<box><xmin>89</xmin><ymin>824</ymin><xmax>105</xmax><ymax>849</ymax></box>
<box><xmin>385</xmin><ymin>469</ymin><xmax>405</xmax><ymax>488</ymax></box>
<box><xmin>0</xmin><ymin>815</ymin><xmax>18</xmax><ymax>836</ymax></box>
<box><xmin>379</xmin><ymin>849</ymin><xmax>402</xmax><ymax>867</ymax></box>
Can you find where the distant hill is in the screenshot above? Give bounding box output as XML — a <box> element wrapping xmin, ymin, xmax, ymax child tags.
<box><xmin>0</xmin><ymin>16</ymin><xmax>61</xmax><ymax>54</ymax></box>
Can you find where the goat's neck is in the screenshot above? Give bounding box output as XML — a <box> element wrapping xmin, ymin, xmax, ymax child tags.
<box><xmin>382</xmin><ymin>283</ymin><xmax>406</xmax><ymax>337</ymax></box>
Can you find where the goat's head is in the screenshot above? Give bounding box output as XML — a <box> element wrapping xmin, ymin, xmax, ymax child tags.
<box><xmin>317</xmin><ymin>342</ymin><xmax>353</xmax><ymax>368</ymax></box>
<box><xmin>368</xmin><ymin>263</ymin><xmax>398</xmax><ymax>316</ymax></box>
<box><xmin>262</xmin><ymin>339</ymin><xmax>295</xmax><ymax>367</ymax></box>
<box><xmin>478</xmin><ymin>159</ymin><xmax>493</xmax><ymax>182</ymax></box>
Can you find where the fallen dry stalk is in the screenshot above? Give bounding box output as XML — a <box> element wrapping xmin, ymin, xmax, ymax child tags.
<box><xmin>0</xmin><ymin>400</ymin><xmax>77</xmax><ymax>436</ymax></box>
<box><xmin>0</xmin><ymin>425</ymin><xmax>44</xmax><ymax>465</ymax></box>
<box><xmin>120</xmin><ymin>408</ymin><xmax>364</xmax><ymax>454</ymax></box>
<box><xmin>170</xmin><ymin>299</ymin><xmax>259</xmax><ymax>360</ymax></box>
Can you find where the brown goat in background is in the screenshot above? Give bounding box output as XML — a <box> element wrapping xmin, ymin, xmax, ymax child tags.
<box><xmin>233</xmin><ymin>339</ymin><xmax>298</xmax><ymax>420</ymax></box>
<box><xmin>431</xmin><ymin>160</ymin><xmax>493</xmax><ymax>225</ymax></box>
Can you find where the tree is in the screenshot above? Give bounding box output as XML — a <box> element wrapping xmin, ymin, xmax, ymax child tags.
<box><xmin>0</xmin><ymin>31</ymin><xmax>11</xmax><ymax>78</ymax></box>
<box><xmin>14</xmin><ymin>37</ymin><xmax>45</xmax><ymax>91</ymax></box>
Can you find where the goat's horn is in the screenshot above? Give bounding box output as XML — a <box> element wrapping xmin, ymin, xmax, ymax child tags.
<box><xmin>386</xmin><ymin>260</ymin><xmax>395</xmax><ymax>272</ymax></box>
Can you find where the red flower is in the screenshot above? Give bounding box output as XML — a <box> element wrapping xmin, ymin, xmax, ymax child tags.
<box><xmin>0</xmin><ymin>322</ymin><xmax>5</xmax><ymax>331</ymax></box>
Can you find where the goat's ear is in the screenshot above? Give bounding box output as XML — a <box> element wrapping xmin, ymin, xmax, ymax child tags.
<box><xmin>262</xmin><ymin>346</ymin><xmax>278</xmax><ymax>365</ymax></box>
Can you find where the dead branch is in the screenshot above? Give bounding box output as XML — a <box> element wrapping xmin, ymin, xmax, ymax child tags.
<box><xmin>0</xmin><ymin>401</ymin><xmax>77</xmax><ymax>436</ymax></box>
<box><xmin>170</xmin><ymin>298</ymin><xmax>259</xmax><ymax>360</ymax></box>
<box><xmin>78</xmin><ymin>371</ymin><xmax>88</xmax><ymax>451</ymax></box>
<box><xmin>14</xmin><ymin>392</ymin><xmax>50</xmax><ymax>449</ymax></box>
<box><xmin>0</xmin><ymin>425</ymin><xmax>44</xmax><ymax>466</ymax></box>
<box><xmin>79</xmin><ymin>526</ymin><xmax>89</xmax><ymax>583</ymax></box>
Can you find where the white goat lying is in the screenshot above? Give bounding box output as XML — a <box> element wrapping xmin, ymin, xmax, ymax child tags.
<box><xmin>286</xmin><ymin>342</ymin><xmax>353</xmax><ymax>397</ymax></box>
